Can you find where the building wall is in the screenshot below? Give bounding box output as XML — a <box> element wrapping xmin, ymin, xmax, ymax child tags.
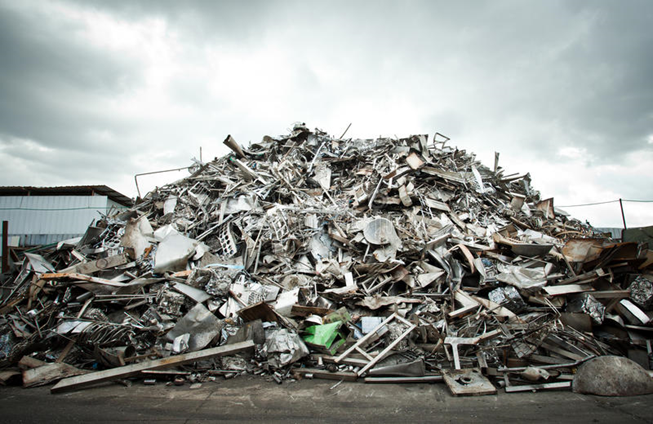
<box><xmin>0</xmin><ymin>195</ymin><xmax>116</xmax><ymax>246</ymax></box>
<box><xmin>623</xmin><ymin>226</ymin><xmax>653</xmax><ymax>250</ymax></box>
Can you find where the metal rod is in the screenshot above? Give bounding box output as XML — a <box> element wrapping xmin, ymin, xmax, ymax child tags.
<box><xmin>619</xmin><ymin>198</ymin><xmax>627</xmax><ymax>237</ymax></box>
<box><xmin>339</xmin><ymin>123</ymin><xmax>352</xmax><ymax>139</ymax></box>
<box><xmin>134</xmin><ymin>166</ymin><xmax>190</xmax><ymax>198</ymax></box>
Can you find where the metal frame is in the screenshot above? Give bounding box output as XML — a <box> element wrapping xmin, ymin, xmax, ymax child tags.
<box><xmin>334</xmin><ymin>313</ymin><xmax>416</xmax><ymax>376</ymax></box>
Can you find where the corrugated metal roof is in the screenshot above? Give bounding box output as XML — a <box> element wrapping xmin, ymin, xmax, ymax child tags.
<box><xmin>0</xmin><ymin>185</ymin><xmax>132</xmax><ymax>207</ymax></box>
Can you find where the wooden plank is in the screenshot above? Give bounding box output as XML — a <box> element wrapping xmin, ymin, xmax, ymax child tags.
<box><xmin>66</xmin><ymin>254</ymin><xmax>129</xmax><ymax>275</ymax></box>
<box><xmin>141</xmin><ymin>370</ymin><xmax>191</xmax><ymax>375</ymax></box>
<box><xmin>51</xmin><ymin>340</ymin><xmax>255</xmax><ymax>393</ymax></box>
<box><xmin>0</xmin><ymin>369</ymin><xmax>21</xmax><ymax>384</ymax></box>
<box><xmin>23</xmin><ymin>363</ymin><xmax>88</xmax><ymax>388</ymax></box>
<box><xmin>18</xmin><ymin>356</ymin><xmax>47</xmax><ymax>369</ymax></box>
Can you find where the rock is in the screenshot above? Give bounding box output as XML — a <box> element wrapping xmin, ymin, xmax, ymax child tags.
<box><xmin>573</xmin><ymin>356</ymin><xmax>653</xmax><ymax>396</ymax></box>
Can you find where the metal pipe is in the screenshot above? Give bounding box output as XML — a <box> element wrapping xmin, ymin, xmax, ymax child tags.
<box><xmin>134</xmin><ymin>166</ymin><xmax>190</xmax><ymax>198</ymax></box>
<box><xmin>339</xmin><ymin>123</ymin><xmax>352</xmax><ymax>139</ymax></box>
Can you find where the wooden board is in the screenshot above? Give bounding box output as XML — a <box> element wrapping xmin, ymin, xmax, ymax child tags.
<box><xmin>66</xmin><ymin>254</ymin><xmax>129</xmax><ymax>275</ymax></box>
<box><xmin>51</xmin><ymin>340</ymin><xmax>254</xmax><ymax>393</ymax></box>
<box><xmin>23</xmin><ymin>363</ymin><xmax>88</xmax><ymax>388</ymax></box>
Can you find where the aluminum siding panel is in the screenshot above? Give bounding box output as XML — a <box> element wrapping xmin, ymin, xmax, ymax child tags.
<box><xmin>0</xmin><ymin>195</ymin><xmax>110</xmax><ymax>245</ymax></box>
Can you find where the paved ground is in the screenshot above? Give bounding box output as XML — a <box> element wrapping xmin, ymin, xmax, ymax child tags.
<box><xmin>1</xmin><ymin>376</ymin><xmax>653</xmax><ymax>423</ymax></box>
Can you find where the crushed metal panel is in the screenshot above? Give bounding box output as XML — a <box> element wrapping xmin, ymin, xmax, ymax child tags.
<box><xmin>535</xmin><ymin>198</ymin><xmax>555</xmax><ymax>219</ymax></box>
<box><xmin>237</xmin><ymin>301</ymin><xmax>279</xmax><ymax>323</ymax></box>
<box><xmin>165</xmin><ymin>303</ymin><xmax>223</xmax><ymax>352</ymax></box>
<box><xmin>153</xmin><ymin>233</ymin><xmax>198</xmax><ymax>274</ymax></box>
<box><xmin>562</xmin><ymin>238</ymin><xmax>605</xmax><ymax>263</ymax></box>
<box><xmin>443</xmin><ymin>369</ymin><xmax>497</xmax><ymax>396</ymax></box>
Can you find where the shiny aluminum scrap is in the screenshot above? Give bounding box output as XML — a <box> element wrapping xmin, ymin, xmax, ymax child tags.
<box><xmin>0</xmin><ymin>122</ymin><xmax>651</xmax><ymax>395</ymax></box>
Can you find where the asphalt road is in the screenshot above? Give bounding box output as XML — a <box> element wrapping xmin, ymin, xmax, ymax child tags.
<box><xmin>1</xmin><ymin>376</ymin><xmax>652</xmax><ymax>423</ymax></box>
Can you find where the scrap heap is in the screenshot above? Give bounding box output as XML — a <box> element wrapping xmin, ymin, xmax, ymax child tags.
<box><xmin>1</xmin><ymin>123</ymin><xmax>652</xmax><ymax>395</ymax></box>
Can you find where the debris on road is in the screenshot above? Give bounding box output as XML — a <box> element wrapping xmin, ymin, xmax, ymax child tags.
<box><xmin>1</xmin><ymin>123</ymin><xmax>651</xmax><ymax>395</ymax></box>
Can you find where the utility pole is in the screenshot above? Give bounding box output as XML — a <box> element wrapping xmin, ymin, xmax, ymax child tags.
<box><xmin>2</xmin><ymin>221</ymin><xmax>8</xmax><ymax>274</ymax></box>
<box><xmin>619</xmin><ymin>198</ymin><xmax>627</xmax><ymax>241</ymax></box>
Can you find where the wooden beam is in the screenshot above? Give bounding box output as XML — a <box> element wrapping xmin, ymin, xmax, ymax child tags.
<box><xmin>51</xmin><ymin>340</ymin><xmax>255</xmax><ymax>393</ymax></box>
<box><xmin>23</xmin><ymin>363</ymin><xmax>88</xmax><ymax>388</ymax></box>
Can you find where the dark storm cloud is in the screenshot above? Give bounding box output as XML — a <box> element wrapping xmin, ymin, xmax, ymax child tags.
<box><xmin>506</xmin><ymin>1</ymin><xmax>653</xmax><ymax>159</ymax></box>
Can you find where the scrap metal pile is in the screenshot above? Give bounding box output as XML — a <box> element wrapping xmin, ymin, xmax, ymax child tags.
<box><xmin>1</xmin><ymin>123</ymin><xmax>652</xmax><ymax>395</ymax></box>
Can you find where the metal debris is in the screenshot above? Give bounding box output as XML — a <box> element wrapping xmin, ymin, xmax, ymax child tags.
<box><xmin>1</xmin><ymin>123</ymin><xmax>652</xmax><ymax>395</ymax></box>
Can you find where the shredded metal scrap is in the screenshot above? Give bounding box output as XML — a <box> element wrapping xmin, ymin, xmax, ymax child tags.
<box><xmin>1</xmin><ymin>123</ymin><xmax>651</xmax><ymax>394</ymax></box>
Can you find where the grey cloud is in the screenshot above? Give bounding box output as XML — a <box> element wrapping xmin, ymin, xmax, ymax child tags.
<box><xmin>0</xmin><ymin>4</ymin><xmax>144</xmax><ymax>154</ymax></box>
<box><xmin>0</xmin><ymin>0</ymin><xmax>651</xmax><ymax>214</ymax></box>
<box><xmin>67</xmin><ymin>0</ymin><xmax>275</xmax><ymax>45</ymax></box>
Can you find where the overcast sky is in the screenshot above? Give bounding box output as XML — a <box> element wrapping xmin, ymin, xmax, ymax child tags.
<box><xmin>1</xmin><ymin>0</ymin><xmax>652</xmax><ymax>228</ymax></box>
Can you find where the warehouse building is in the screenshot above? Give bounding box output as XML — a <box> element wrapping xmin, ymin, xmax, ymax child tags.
<box><xmin>0</xmin><ymin>185</ymin><xmax>132</xmax><ymax>247</ymax></box>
